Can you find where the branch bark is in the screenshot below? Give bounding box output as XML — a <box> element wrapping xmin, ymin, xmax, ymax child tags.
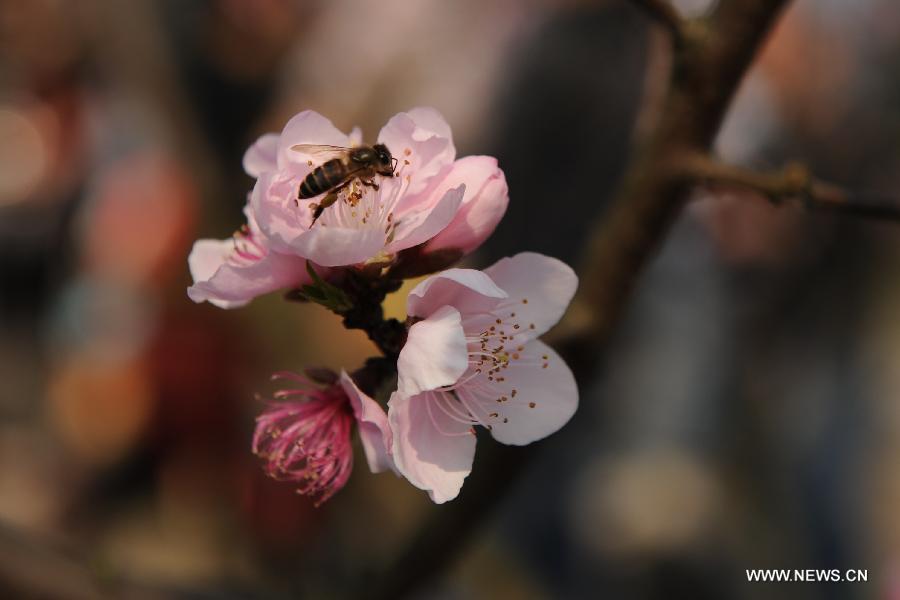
<box><xmin>570</xmin><ymin>0</ymin><xmax>790</xmax><ymax>344</ymax></box>
<box><xmin>373</xmin><ymin>1</ymin><xmax>791</xmax><ymax>598</ymax></box>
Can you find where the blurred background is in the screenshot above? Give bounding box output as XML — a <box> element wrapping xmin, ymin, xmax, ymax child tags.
<box><xmin>1</xmin><ymin>0</ymin><xmax>900</xmax><ymax>598</ymax></box>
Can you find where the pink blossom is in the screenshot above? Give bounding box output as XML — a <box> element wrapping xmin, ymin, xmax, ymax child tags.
<box><xmin>244</xmin><ymin>107</ymin><xmax>506</xmax><ymax>267</ymax></box>
<box><xmin>253</xmin><ymin>370</ymin><xmax>393</xmax><ymax>506</ymax></box>
<box><xmin>389</xmin><ymin>252</ymin><xmax>579</xmax><ymax>503</ymax></box>
<box><xmin>420</xmin><ymin>155</ymin><xmax>508</xmax><ymax>256</ymax></box>
<box><xmin>187</xmin><ymin>206</ymin><xmax>314</xmax><ymax>308</ymax></box>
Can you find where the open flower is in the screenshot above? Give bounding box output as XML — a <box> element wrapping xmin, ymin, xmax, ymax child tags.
<box><xmin>245</xmin><ymin>107</ymin><xmax>505</xmax><ymax>268</ymax></box>
<box><xmin>187</xmin><ymin>205</ymin><xmax>315</xmax><ymax>308</ymax></box>
<box><xmin>389</xmin><ymin>252</ymin><xmax>579</xmax><ymax>503</ymax></box>
<box><xmin>253</xmin><ymin>370</ymin><xmax>393</xmax><ymax>505</ymax></box>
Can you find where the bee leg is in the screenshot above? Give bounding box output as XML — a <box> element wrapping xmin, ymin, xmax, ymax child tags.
<box><xmin>309</xmin><ymin>191</ymin><xmax>338</xmax><ymax>226</ymax></box>
<box><xmin>361</xmin><ymin>179</ymin><xmax>380</xmax><ymax>191</ymax></box>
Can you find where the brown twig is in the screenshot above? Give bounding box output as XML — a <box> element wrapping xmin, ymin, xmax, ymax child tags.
<box><xmin>372</xmin><ymin>1</ymin><xmax>791</xmax><ymax>598</ymax></box>
<box><xmin>629</xmin><ymin>0</ymin><xmax>686</xmax><ymax>42</ymax></box>
<box><xmin>678</xmin><ymin>153</ymin><xmax>900</xmax><ymax>223</ymax></box>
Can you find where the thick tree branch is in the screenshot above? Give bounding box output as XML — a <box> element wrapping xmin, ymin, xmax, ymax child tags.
<box><xmin>570</xmin><ymin>0</ymin><xmax>789</xmax><ymax>343</ymax></box>
<box><xmin>679</xmin><ymin>153</ymin><xmax>900</xmax><ymax>223</ymax></box>
<box><xmin>374</xmin><ymin>1</ymin><xmax>791</xmax><ymax>598</ymax></box>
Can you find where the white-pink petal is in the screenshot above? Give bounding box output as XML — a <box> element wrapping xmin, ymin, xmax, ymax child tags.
<box><xmin>188</xmin><ymin>239</ymin><xmax>232</xmax><ymax>286</ymax></box>
<box><xmin>388</xmin><ymin>391</ymin><xmax>475</xmax><ymax>504</ymax></box>
<box><xmin>406</xmin><ymin>268</ymin><xmax>507</xmax><ymax>319</ymax></box>
<box><xmin>243</xmin><ymin>133</ymin><xmax>279</xmax><ymax>178</ymax></box>
<box><xmin>386</xmin><ymin>184</ymin><xmax>465</xmax><ymax>254</ymax></box>
<box><xmin>277</xmin><ymin>110</ymin><xmax>351</xmax><ymax>171</ymax></box>
<box><xmin>397</xmin><ymin>305</ymin><xmax>469</xmax><ymax>398</ymax></box>
<box><xmin>484</xmin><ymin>252</ymin><xmax>578</xmax><ymax>341</ymax></box>
<box><xmin>405</xmin><ymin>107</ymin><xmax>454</xmax><ymax>145</ymax></box>
<box><xmin>424</xmin><ymin>156</ymin><xmax>509</xmax><ymax>255</ymax></box>
<box><xmin>247</xmin><ymin>172</ymin><xmax>302</xmax><ymax>255</ymax></box>
<box><xmin>475</xmin><ymin>340</ymin><xmax>577</xmax><ymax>446</ymax></box>
<box><xmin>340</xmin><ymin>371</ymin><xmax>394</xmax><ymax>474</ymax></box>
<box><xmin>186</xmin><ymin>240</ymin><xmax>309</xmax><ymax>309</ymax></box>
<box><xmin>288</xmin><ymin>225</ymin><xmax>388</xmax><ymax>268</ymax></box>
<box><xmin>378</xmin><ymin>107</ymin><xmax>455</xmax><ymax>195</ymax></box>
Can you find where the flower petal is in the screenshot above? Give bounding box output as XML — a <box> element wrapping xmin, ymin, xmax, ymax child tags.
<box><xmin>407</xmin><ymin>268</ymin><xmax>507</xmax><ymax>319</ymax></box>
<box><xmin>288</xmin><ymin>224</ymin><xmax>388</xmax><ymax>267</ymax></box>
<box><xmin>406</xmin><ymin>107</ymin><xmax>454</xmax><ymax>144</ymax></box>
<box><xmin>468</xmin><ymin>340</ymin><xmax>578</xmax><ymax>446</ymax></box>
<box><xmin>277</xmin><ymin>110</ymin><xmax>351</xmax><ymax>171</ymax></box>
<box><xmin>388</xmin><ymin>391</ymin><xmax>476</xmax><ymax>503</ymax></box>
<box><xmin>248</xmin><ymin>172</ymin><xmax>307</xmax><ymax>254</ymax></box>
<box><xmin>484</xmin><ymin>252</ymin><xmax>578</xmax><ymax>341</ymax></box>
<box><xmin>188</xmin><ymin>238</ymin><xmax>232</xmax><ymax>284</ymax></box>
<box><xmin>425</xmin><ymin>156</ymin><xmax>509</xmax><ymax>255</ymax></box>
<box><xmin>386</xmin><ymin>184</ymin><xmax>464</xmax><ymax>254</ymax></box>
<box><xmin>340</xmin><ymin>371</ymin><xmax>394</xmax><ymax>474</ymax></box>
<box><xmin>243</xmin><ymin>133</ymin><xmax>279</xmax><ymax>177</ymax></box>
<box><xmin>378</xmin><ymin>107</ymin><xmax>455</xmax><ymax>195</ymax></box>
<box><xmin>187</xmin><ymin>239</ymin><xmax>310</xmax><ymax>308</ymax></box>
<box><xmin>397</xmin><ymin>305</ymin><xmax>468</xmax><ymax>397</ymax></box>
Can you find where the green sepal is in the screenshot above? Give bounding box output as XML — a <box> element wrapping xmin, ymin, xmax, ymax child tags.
<box><xmin>297</xmin><ymin>261</ymin><xmax>354</xmax><ymax>313</ymax></box>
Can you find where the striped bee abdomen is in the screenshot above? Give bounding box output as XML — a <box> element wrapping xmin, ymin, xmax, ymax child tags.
<box><xmin>298</xmin><ymin>158</ymin><xmax>348</xmax><ymax>199</ymax></box>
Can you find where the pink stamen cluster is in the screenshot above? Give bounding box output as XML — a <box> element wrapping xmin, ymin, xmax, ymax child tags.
<box><xmin>252</xmin><ymin>372</ymin><xmax>354</xmax><ymax>506</ymax></box>
<box><xmin>230</xmin><ymin>225</ymin><xmax>266</xmax><ymax>265</ymax></box>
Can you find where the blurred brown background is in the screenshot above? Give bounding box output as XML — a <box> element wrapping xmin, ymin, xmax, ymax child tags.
<box><xmin>1</xmin><ymin>0</ymin><xmax>900</xmax><ymax>598</ymax></box>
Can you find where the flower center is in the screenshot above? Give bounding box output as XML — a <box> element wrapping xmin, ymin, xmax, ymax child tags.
<box><xmin>306</xmin><ymin>151</ymin><xmax>415</xmax><ymax>248</ymax></box>
<box><xmin>425</xmin><ymin>300</ymin><xmax>546</xmax><ymax>435</ymax></box>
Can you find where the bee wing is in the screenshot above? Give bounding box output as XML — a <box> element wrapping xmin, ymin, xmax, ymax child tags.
<box><xmin>290</xmin><ymin>144</ymin><xmax>352</xmax><ymax>160</ymax></box>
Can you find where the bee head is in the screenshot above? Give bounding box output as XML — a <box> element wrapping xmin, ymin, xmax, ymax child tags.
<box><xmin>373</xmin><ymin>143</ymin><xmax>395</xmax><ymax>175</ymax></box>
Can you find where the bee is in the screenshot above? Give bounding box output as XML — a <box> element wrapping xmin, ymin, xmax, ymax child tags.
<box><xmin>292</xmin><ymin>143</ymin><xmax>397</xmax><ymax>223</ymax></box>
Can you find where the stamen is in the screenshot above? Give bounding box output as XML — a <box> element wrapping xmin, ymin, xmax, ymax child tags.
<box><xmin>426</xmin><ymin>393</ymin><xmax>475</xmax><ymax>435</ymax></box>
